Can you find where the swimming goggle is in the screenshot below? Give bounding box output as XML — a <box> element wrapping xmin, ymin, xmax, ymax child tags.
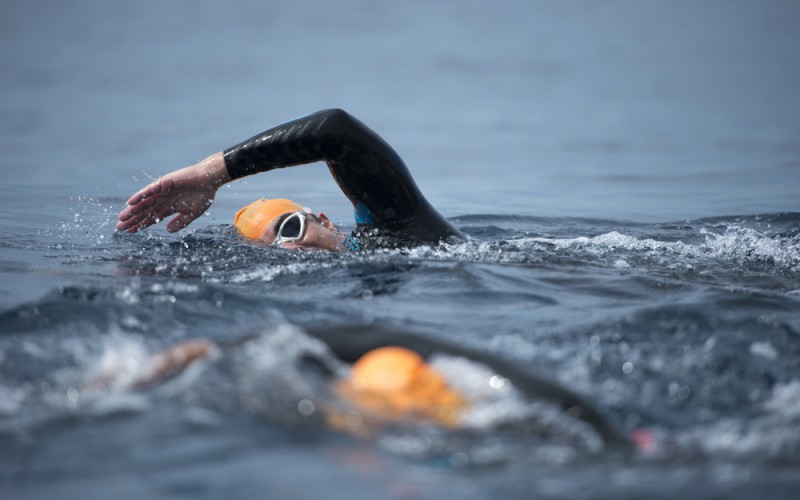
<box><xmin>273</xmin><ymin>210</ymin><xmax>311</xmax><ymax>245</ymax></box>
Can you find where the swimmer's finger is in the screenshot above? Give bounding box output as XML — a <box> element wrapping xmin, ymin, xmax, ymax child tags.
<box><xmin>125</xmin><ymin>180</ymin><xmax>166</xmax><ymax>206</ymax></box>
<box><xmin>116</xmin><ymin>211</ymin><xmax>149</xmax><ymax>231</ymax></box>
<box><xmin>118</xmin><ymin>179</ymin><xmax>173</xmax><ymax>226</ymax></box>
<box><xmin>166</xmin><ymin>212</ymin><xmax>198</xmax><ymax>233</ymax></box>
<box><xmin>117</xmin><ymin>195</ymin><xmax>159</xmax><ymax>223</ymax></box>
<box><xmin>129</xmin><ymin>213</ymin><xmax>161</xmax><ymax>232</ymax></box>
<box><xmin>116</xmin><ymin>218</ymin><xmax>138</xmax><ymax>232</ymax></box>
<box><xmin>118</xmin><ymin>201</ymin><xmax>177</xmax><ymax>232</ymax></box>
<box><xmin>116</xmin><ymin>200</ymin><xmax>173</xmax><ymax>231</ymax></box>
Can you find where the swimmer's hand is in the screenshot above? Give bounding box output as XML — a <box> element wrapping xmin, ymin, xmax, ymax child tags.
<box><xmin>83</xmin><ymin>339</ymin><xmax>216</xmax><ymax>392</ymax></box>
<box><xmin>134</xmin><ymin>339</ymin><xmax>216</xmax><ymax>388</ymax></box>
<box><xmin>116</xmin><ymin>152</ymin><xmax>230</xmax><ymax>233</ymax></box>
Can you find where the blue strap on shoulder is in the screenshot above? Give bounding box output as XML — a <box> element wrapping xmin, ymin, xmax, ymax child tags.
<box><xmin>353</xmin><ymin>202</ymin><xmax>375</xmax><ymax>225</ymax></box>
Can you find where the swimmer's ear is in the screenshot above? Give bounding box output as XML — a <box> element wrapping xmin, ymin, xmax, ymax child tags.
<box><xmin>317</xmin><ymin>213</ymin><xmax>336</xmax><ymax>230</ymax></box>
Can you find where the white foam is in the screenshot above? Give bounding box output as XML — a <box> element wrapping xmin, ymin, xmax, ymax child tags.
<box><xmin>430</xmin><ymin>354</ymin><xmax>603</xmax><ymax>452</ymax></box>
<box><xmin>516</xmin><ymin>225</ymin><xmax>800</xmax><ymax>271</ymax></box>
<box><xmin>230</xmin><ymin>260</ymin><xmax>338</xmax><ymax>283</ymax></box>
<box><xmin>764</xmin><ymin>380</ymin><xmax>800</xmax><ymax>419</ymax></box>
<box><xmin>234</xmin><ymin>325</ymin><xmax>347</xmax><ymax>415</ymax></box>
<box><xmin>684</xmin><ymin>379</ymin><xmax>800</xmax><ymax>459</ymax></box>
<box><xmin>701</xmin><ymin>226</ymin><xmax>799</xmax><ymax>270</ymax></box>
<box><xmin>529</xmin><ymin>230</ymin><xmax>687</xmax><ymax>254</ymax></box>
<box><xmin>0</xmin><ymin>385</ymin><xmax>27</xmax><ymax>416</ymax></box>
<box><xmin>83</xmin><ymin>335</ymin><xmax>150</xmax><ymax>391</ymax></box>
<box><xmin>749</xmin><ymin>341</ymin><xmax>778</xmax><ymax>360</ymax></box>
<box><xmin>395</xmin><ymin>222</ymin><xmax>800</xmax><ymax>276</ymax></box>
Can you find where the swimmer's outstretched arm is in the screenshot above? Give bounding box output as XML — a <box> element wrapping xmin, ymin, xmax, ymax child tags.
<box><xmin>118</xmin><ymin>109</ymin><xmax>460</xmax><ymax>241</ymax></box>
<box><xmin>83</xmin><ymin>339</ymin><xmax>216</xmax><ymax>391</ymax></box>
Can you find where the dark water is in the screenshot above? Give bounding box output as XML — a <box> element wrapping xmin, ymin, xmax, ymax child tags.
<box><xmin>2</xmin><ymin>1</ymin><xmax>800</xmax><ymax>499</ymax></box>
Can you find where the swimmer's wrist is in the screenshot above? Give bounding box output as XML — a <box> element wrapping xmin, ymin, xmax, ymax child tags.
<box><xmin>198</xmin><ymin>152</ymin><xmax>231</xmax><ymax>188</ymax></box>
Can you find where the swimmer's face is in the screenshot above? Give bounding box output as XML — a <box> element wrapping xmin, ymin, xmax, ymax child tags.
<box><xmin>261</xmin><ymin>211</ymin><xmax>343</xmax><ymax>252</ymax></box>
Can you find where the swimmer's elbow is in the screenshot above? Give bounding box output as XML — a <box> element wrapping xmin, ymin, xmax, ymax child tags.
<box><xmin>316</xmin><ymin>108</ymin><xmax>371</xmax><ymax>139</ymax></box>
<box><xmin>307</xmin><ymin>108</ymin><xmax>374</xmax><ymax>161</ymax></box>
<box><xmin>317</xmin><ymin>108</ymin><xmax>355</xmax><ymax>124</ymax></box>
<box><xmin>316</xmin><ymin>108</ymin><xmax>357</xmax><ymax>135</ymax></box>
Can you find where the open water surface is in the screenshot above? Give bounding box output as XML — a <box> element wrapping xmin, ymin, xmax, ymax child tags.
<box><xmin>1</xmin><ymin>1</ymin><xmax>799</xmax><ymax>499</ymax></box>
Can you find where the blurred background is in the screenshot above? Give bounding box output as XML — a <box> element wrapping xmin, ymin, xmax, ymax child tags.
<box><xmin>2</xmin><ymin>0</ymin><xmax>798</xmax><ymax>224</ymax></box>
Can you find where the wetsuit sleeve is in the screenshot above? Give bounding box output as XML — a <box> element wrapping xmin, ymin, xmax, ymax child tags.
<box><xmin>223</xmin><ymin>109</ymin><xmax>462</xmax><ymax>243</ymax></box>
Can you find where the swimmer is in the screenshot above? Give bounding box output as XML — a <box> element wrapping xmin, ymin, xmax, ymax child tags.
<box><xmin>117</xmin><ymin>109</ymin><xmax>464</xmax><ymax>250</ymax></box>
<box><xmin>85</xmin><ymin>326</ymin><xmax>635</xmax><ymax>453</ymax></box>
<box><xmin>85</xmin><ymin>336</ymin><xmax>469</xmax><ymax>434</ymax></box>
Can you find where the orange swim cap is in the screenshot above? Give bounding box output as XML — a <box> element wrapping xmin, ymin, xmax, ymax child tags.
<box><xmin>233</xmin><ymin>198</ymin><xmax>304</xmax><ymax>239</ymax></box>
<box><xmin>335</xmin><ymin>346</ymin><xmax>467</xmax><ymax>428</ymax></box>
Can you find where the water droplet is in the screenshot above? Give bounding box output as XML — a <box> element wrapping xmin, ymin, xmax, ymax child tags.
<box><xmin>298</xmin><ymin>399</ymin><xmax>316</xmax><ymax>416</ymax></box>
<box><xmin>750</xmin><ymin>341</ymin><xmax>778</xmax><ymax>360</ymax></box>
<box><xmin>489</xmin><ymin>375</ymin><xmax>509</xmax><ymax>390</ymax></box>
<box><xmin>66</xmin><ymin>387</ymin><xmax>79</xmax><ymax>403</ymax></box>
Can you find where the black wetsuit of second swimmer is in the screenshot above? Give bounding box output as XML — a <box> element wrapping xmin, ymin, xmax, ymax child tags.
<box><xmin>308</xmin><ymin>324</ymin><xmax>635</xmax><ymax>453</ymax></box>
<box><xmin>223</xmin><ymin>109</ymin><xmax>463</xmax><ymax>249</ymax></box>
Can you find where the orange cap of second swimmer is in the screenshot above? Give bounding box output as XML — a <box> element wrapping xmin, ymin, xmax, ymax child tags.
<box><xmin>341</xmin><ymin>346</ymin><xmax>467</xmax><ymax>427</ymax></box>
<box><xmin>233</xmin><ymin>198</ymin><xmax>304</xmax><ymax>239</ymax></box>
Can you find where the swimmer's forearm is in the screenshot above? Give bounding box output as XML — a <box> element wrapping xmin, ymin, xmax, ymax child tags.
<box><xmin>222</xmin><ymin>108</ymin><xmax>360</xmax><ymax>180</ymax></box>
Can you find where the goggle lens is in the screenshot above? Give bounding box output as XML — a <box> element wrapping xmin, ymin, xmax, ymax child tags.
<box><xmin>279</xmin><ymin>214</ymin><xmax>302</xmax><ymax>239</ymax></box>
<box><xmin>274</xmin><ymin>210</ymin><xmax>310</xmax><ymax>245</ymax></box>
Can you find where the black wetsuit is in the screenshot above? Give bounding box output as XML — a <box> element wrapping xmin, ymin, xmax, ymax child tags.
<box><xmin>223</xmin><ymin>109</ymin><xmax>463</xmax><ymax>248</ymax></box>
